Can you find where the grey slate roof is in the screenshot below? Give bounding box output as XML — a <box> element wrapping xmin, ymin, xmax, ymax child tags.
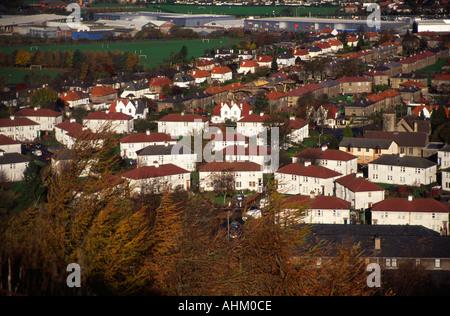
<box><xmin>0</xmin><ymin>152</ymin><xmax>29</xmax><ymax>165</ymax></box>
<box><xmin>136</xmin><ymin>143</ymin><xmax>195</xmax><ymax>156</ymax></box>
<box><xmin>339</xmin><ymin>137</ymin><xmax>395</xmax><ymax>149</ymax></box>
<box><xmin>369</xmin><ymin>154</ymin><xmax>437</xmax><ymax>168</ymax></box>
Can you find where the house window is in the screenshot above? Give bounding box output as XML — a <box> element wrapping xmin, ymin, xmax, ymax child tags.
<box><xmin>435</xmin><ymin>259</ymin><xmax>441</xmax><ymax>269</ymax></box>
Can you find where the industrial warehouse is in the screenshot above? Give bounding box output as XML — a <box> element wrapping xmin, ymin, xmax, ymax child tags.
<box><xmin>243</xmin><ymin>17</ymin><xmax>410</xmax><ymax>33</ymax></box>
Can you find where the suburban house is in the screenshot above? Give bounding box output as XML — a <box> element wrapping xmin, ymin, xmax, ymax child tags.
<box><xmin>199</xmin><ymin>161</ymin><xmax>264</xmax><ymax>193</ymax></box>
<box><xmin>238</xmin><ymin>60</ymin><xmax>259</xmax><ymax>74</ymax></box>
<box><xmin>364</xmin><ymin>131</ymin><xmax>429</xmax><ymax>157</ymax></box>
<box><xmin>287</xmin><ymin>117</ymin><xmax>309</xmax><ymax>144</ymax></box>
<box><xmin>291</xmin><ymin>145</ymin><xmax>357</xmax><ymax>176</ymax></box>
<box><xmin>190</xmin><ymin>69</ymin><xmax>211</xmax><ymax>84</ymax></box>
<box><xmin>292</xmin><ymin>49</ymin><xmax>309</xmax><ymax>61</ymax></box>
<box><xmin>236</xmin><ymin>113</ymin><xmax>272</xmax><ymax>138</ymax></box>
<box><xmin>275</xmin><ymin>161</ymin><xmax>342</xmax><ymax>196</ymax></box>
<box><xmin>335</xmin><ymin>172</ymin><xmax>385</xmax><ymax>211</ymax></box>
<box><xmin>442</xmin><ymin>167</ymin><xmax>450</xmax><ymax>192</ymax></box>
<box><xmin>13</xmin><ymin>108</ymin><xmax>63</xmax><ymax>132</ymax></box>
<box><xmin>83</xmin><ymin>111</ymin><xmax>134</xmax><ymax>134</ymax></box>
<box><xmin>281</xmin><ymin>193</ymin><xmax>352</xmax><ymax>225</ymax></box>
<box><xmin>339</xmin><ymin>137</ymin><xmax>398</xmax><ymax>164</ymax></box>
<box><xmin>60</xmin><ymin>91</ymin><xmax>90</xmax><ymax>108</ymax></box>
<box><xmin>0</xmin><ymin>134</ymin><xmax>21</xmax><ymax>154</ymax></box>
<box><xmin>437</xmin><ymin>144</ymin><xmax>450</xmax><ymax>169</ymax></box>
<box><xmin>256</xmin><ymin>55</ymin><xmax>274</xmax><ymax>67</ymax></box>
<box><xmin>149</xmin><ymin>76</ymin><xmax>173</xmax><ymax>94</ymax></box>
<box><xmin>136</xmin><ymin>143</ymin><xmax>198</xmax><ymax>172</ymax></box>
<box><xmin>157</xmin><ymin>113</ymin><xmax>209</xmax><ymax>137</ymax></box>
<box><xmin>221</xmin><ymin>145</ymin><xmax>275</xmax><ymax>173</ymax></box>
<box><xmin>119</xmin><ymin>131</ymin><xmax>176</xmax><ymax>160</ymax></box>
<box><xmin>209</xmin><ymin>131</ymin><xmax>248</xmax><ymax>152</ymax></box>
<box><xmin>0</xmin><ymin>117</ymin><xmax>40</xmax><ymax>142</ymax></box>
<box><xmin>120</xmin><ymin>81</ymin><xmax>150</xmax><ymax>99</ymax></box>
<box><xmin>335</xmin><ymin>76</ymin><xmax>372</xmax><ymax>95</ymax></box>
<box><xmin>371</xmin><ymin>196</ymin><xmax>450</xmax><ymax>233</ymax></box>
<box><xmin>173</xmin><ymin>73</ymin><xmax>195</xmax><ymax>88</ymax></box>
<box><xmin>211</xmin><ymin>101</ymin><xmax>252</xmax><ymax>124</ymax></box>
<box><xmin>368</xmin><ymin>154</ymin><xmax>437</xmax><ymax>186</ymax></box>
<box><xmin>121</xmin><ymin>164</ymin><xmax>191</xmax><ymax>194</ymax></box>
<box><xmin>109</xmin><ymin>98</ymin><xmax>149</xmax><ymax>120</ymax></box>
<box><xmin>89</xmin><ymin>86</ymin><xmax>118</xmax><ymax>104</ymax></box>
<box><xmin>211</xmin><ymin>66</ymin><xmax>233</xmax><ymax>83</ymax></box>
<box><xmin>0</xmin><ymin>150</ymin><xmax>30</xmax><ymax>182</ymax></box>
<box><xmin>276</xmin><ymin>52</ymin><xmax>295</xmax><ymax>68</ymax></box>
<box><xmin>55</xmin><ymin>119</ymin><xmax>82</xmax><ymax>148</ymax></box>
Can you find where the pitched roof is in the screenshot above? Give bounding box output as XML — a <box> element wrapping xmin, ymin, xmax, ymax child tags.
<box><xmin>369</xmin><ymin>154</ymin><xmax>436</xmax><ymax>169</ymax></box>
<box><xmin>282</xmin><ymin>195</ymin><xmax>351</xmax><ymax>210</ymax></box>
<box><xmin>149</xmin><ymin>76</ymin><xmax>173</xmax><ymax>86</ymax></box>
<box><xmin>212</xmin><ymin>101</ymin><xmax>252</xmax><ymax>117</ymax></box>
<box><xmin>0</xmin><ymin>117</ymin><xmax>40</xmax><ymax>127</ymax></box>
<box><xmin>84</xmin><ymin>111</ymin><xmax>133</xmax><ymax>121</ymax></box>
<box><xmin>335</xmin><ymin>173</ymin><xmax>384</xmax><ymax>192</ymax></box>
<box><xmin>55</xmin><ymin>120</ymin><xmax>82</xmax><ymax>134</ymax></box>
<box><xmin>120</xmin><ymin>132</ymin><xmax>175</xmax><ymax>144</ymax></box>
<box><xmin>0</xmin><ymin>134</ymin><xmax>20</xmax><ymax>146</ymax></box>
<box><xmin>276</xmin><ymin>163</ymin><xmax>341</xmax><ymax>179</ymax></box>
<box><xmin>91</xmin><ymin>86</ymin><xmax>118</xmax><ymax>96</ymax></box>
<box><xmin>14</xmin><ymin>108</ymin><xmax>62</xmax><ymax>118</ymax></box>
<box><xmin>0</xmin><ymin>152</ymin><xmax>29</xmax><ymax>165</ymax></box>
<box><xmin>287</xmin><ymin>117</ymin><xmax>308</xmax><ymax>130</ymax></box>
<box><xmin>122</xmin><ymin>164</ymin><xmax>190</xmax><ymax>180</ymax></box>
<box><xmin>257</xmin><ymin>55</ymin><xmax>274</xmax><ymax>63</ymax></box>
<box><xmin>335</xmin><ymin>76</ymin><xmax>371</xmax><ymax>83</ymax></box>
<box><xmin>266</xmin><ymin>91</ymin><xmax>286</xmax><ymax>100</ymax></box>
<box><xmin>339</xmin><ymin>137</ymin><xmax>395</xmax><ymax>149</ymax></box>
<box><xmin>158</xmin><ymin>113</ymin><xmax>208</xmax><ymax>123</ymax></box>
<box><xmin>364</xmin><ymin>131</ymin><xmax>428</xmax><ymax>148</ymax></box>
<box><xmin>211</xmin><ymin>66</ymin><xmax>232</xmax><ymax>74</ymax></box>
<box><xmin>240</xmin><ymin>60</ymin><xmax>259</xmax><ymax>68</ymax></box>
<box><xmin>292</xmin><ymin>147</ymin><xmax>357</xmax><ymax>162</ymax></box>
<box><xmin>190</xmin><ymin>69</ymin><xmax>211</xmax><ymax>79</ymax></box>
<box><xmin>199</xmin><ymin>161</ymin><xmax>262</xmax><ymax>172</ymax></box>
<box><xmin>372</xmin><ymin>197</ymin><xmax>449</xmax><ymax>213</ymax></box>
<box><xmin>136</xmin><ymin>143</ymin><xmax>195</xmax><ymax>156</ymax></box>
<box><xmin>237</xmin><ymin>113</ymin><xmax>271</xmax><ymax>123</ymax></box>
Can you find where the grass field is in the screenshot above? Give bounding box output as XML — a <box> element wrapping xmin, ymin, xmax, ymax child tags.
<box><xmin>0</xmin><ymin>38</ymin><xmax>238</xmax><ymax>70</ymax></box>
<box><xmin>0</xmin><ymin>68</ymin><xmax>63</xmax><ymax>84</ymax></box>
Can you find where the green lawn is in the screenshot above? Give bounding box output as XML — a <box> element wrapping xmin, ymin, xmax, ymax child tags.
<box><xmin>0</xmin><ymin>67</ymin><xmax>63</xmax><ymax>84</ymax></box>
<box><xmin>0</xmin><ymin>38</ymin><xmax>238</xmax><ymax>69</ymax></box>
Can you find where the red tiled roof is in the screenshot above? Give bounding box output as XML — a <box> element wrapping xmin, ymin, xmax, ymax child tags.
<box><xmin>257</xmin><ymin>55</ymin><xmax>274</xmax><ymax>63</ymax></box>
<box><xmin>149</xmin><ymin>76</ymin><xmax>173</xmax><ymax>87</ymax></box>
<box><xmin>222</xmin><ymin>82</ymin><xmax>245</xmax><ymax>91</ymax></box>
<box><xmin>84</xmin><ymin>111</ymin><xmax>133</xmax><ymax>121</ymax></box>
<box><xmin>372</xmin><ymin>198</ymin><xmax>450</xmax><ymax>213</ymax></box>
<box><xmin>55</xmin><ymin>120</ymin><xmax>82</xmax><ymax>134</ymax></box>
<box><xmin>205</xmin><ymin>86</ymin><xmax>225</xmax><ymax>95</ymax></box>
<box><xmin>276</xmin><ymin>163</ymin><xmax>342</xmax><ymax>178</ymax></box>
<box><xmin>122</xmin><ymin>164</ymin><xmax>189</xmax><ymax>180</ymax></box>
<box><xmin>336</xmin><ymin>173</ymin><xmax>384</xmax><ymax>192</ymax></box>
<box><xmin>109</xmin><ymin>99</ymin><xmax>129</xmax><ymax>112</ymax></box>
<box><xmin>315</xmin><ymin>42</ymin><xmax>331</xmax><ymax>49</ymax></box>
<box><xmin>14</xmin><ymin>108</ymin><xmax>62</xmax><ymax>118</ymax></box>
<box><xmin>195</xmin><ymin>59</ymin><xmax>214</xmax><ymax>67</ymax></box>
<box><xmin>282</xmin><ymin>195</ymin><xmax>351</xmax><ymax>210</ymax></box>
<box><xmin>0</xmin><ymin>134</ymin><xmax>20</xmax><ymax>145</ymax></box>
<box><xmin>91</xmin><ymin>86</ymin><xmax>118</xmax><ymax>96</ymax></box>
<box><xmin>237</xmin><ymin>113</ymin><xmax>271</xmax><ymax>123</ymax></box>
<box><xmin>199</xmin><ymin>161</ymin><xmax>262</xmax><ymax>172</ymax></box>
<box><xmin>212</xmin><ymin>101</ymin><xmax>252</xmax><ymax>117</ymax></box>
<box><xmin>287</xmin><ymin>117</ymin><xmax>308</xmax><ymax>130</ymax></box>
<box><xmin>120</xmin><ymin>132</ymin><xmax>175</xmax><ymax>144</ymax></box>
<box><xmin>293</xmin><ymin>147</ymin><xmax>356</xmax><ymax>161</ymax></box>
<box><xmin>240</xmin><ymin>60</ymin><xmax>259</xmax><ymax>68</ymax></box>
<box><xmin>266</xmin><ymin>91</ymin><xmax>286</xmax><ymax>100</ymax></box>
<box><xmin>0</xmin><ymin>117</ymin><xmax>40</xmax><ymax>127</ymax></box>
<box><xmin>211</xmin><ymin>66</ymin><xmax>232</xmax><ymax>75</ymax></box>
<box><xmin>292</xmin><ymin>49</ymin><xmax>308</xmax><ymax>56</ymax></box>
<box><xmin>399</xmin><ymin>80</ymin><xmax>426</xmax><ymax>88</ymax></box>
<box><xmin>285</xmin><ymin>83</ymin><xmax>323</xmax><ymax>97</ymax></box>
<box><xmin>190</xmin><ymin>69</ymin><xmax>211</xmax><ymax>79</ymax></box>
<box><xmin>335</xmin><ymin>76</ymin><xmax>371</xmax><ymax>83</ymax></box>
<box><xmin>158</xmin><ymin>113</ymin><xmax>208</xmax><ymax>122</ymax></box>
<box><xmin>61</xmin><ymin>91</ymin><xmax>87</xmax><ymax>102</ymax></box>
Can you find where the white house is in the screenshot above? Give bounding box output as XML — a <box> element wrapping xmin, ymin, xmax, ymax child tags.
<box><xmin>0</xmin><ymin>151</ymin><xmax>30</xmax><ymax>182</ymax></box>
<box><xmin>83</xmin><ymin>111</ymin><xmax>134</xmax><ymax>134</ymax></box>
<box><xmin>276</xmin><ymin>52</ymin><xmax>295</xmax><ymax>68</ymax></box>
<box><xmin>120</xmin><ymin>82</ymin><xmax>150</xmax><ymax>99</ymax></box>
<box><xmin>13</xmin><ymin>108</ymin><xmax>63</xmax><ymax>132</ymax></box>
<box><xmin>292</xmin><ymin>145</ymin><xmax>358</xmax><ymax>176</ymax></box>
<box><xmin>211</xmin><ymin>101</ymin><xmax>253</xmax><ymax>124</ymax></box>
<box><xmin>437</xmin><ymin>144</ymin><xmax>450</xmax><ymax>169</ymax></box>
<box><xmin>119</xmin><ymin>131</ymin><xmax>176</xmax><ymax>160</ymax></box>
<box><xmin>109</xmin><ymin>99</ymin><xmax>149</xmax><ymax>120</ymax></box>
<box><xmin>442</xmin><ymin>167</ymin><xmax>450</xmax><ymax>192</ymax></box>
<box><xmin>190</xmin><ymin>69</ymin><xmax>211</xmax><ymax>84</ymax></box>
<box><xmin>275</xmin><ymin>161</ymin><xmax>342</xmax><ymax>196</ymax></box>
<box><xmin>211</xmin><ymin>66</ymin><xmax>233</xmax><ymax>83</ymax></box>
<box><xmin>173</xmin><ymin>73</ymin><xmax>195</xmax><ymax>88</ymax></box>
<box><xmin>368</xmin><ymin>154</ymin><xmax>437</xmax><ymax>186</ymax></box>
<box><xmin>55</xmin><ymin>119</ymin><xmax>82</xmax><ymax>148</ymax></box>
<box><xmin>158</xmin><ymin>113</ymin><xmax>209</xmax><ymax>138</ymax></box>
<box><xmin>136</xmin><ymin>143</ymin><xmax>198</xmax><ymax>172</ymax></box>
<box><xmin>335</xmin><ymin>172</ymin><xmax>385</xmax><ymax>211</ymax></box>
<box><xmin>121</xmin><ymin>164</ymin><xmax>191</xmax><ymax>194</ymax></box>
<box><xmin>0</xmin><ymin>117</ymin><xmax>40</xmax><ymax>142</ymax></box>
<box><xmin>60</xmin><ymin>91</ymin><xmax>90</xmax><ymax>108</ymax></box>
<box><xmin>209</xmin><ymin>131</ymin><xmax>248</xmax><ymax>152</ymax></box>
<box><xmin>371</xmin><ymin>196</ymin><xmax>450</xmax><ymax>233</ymax></box>
<box><xmin>199</xmin><ymin>161</ymin><xmax>263</xmax><ymax>193</ymax></box>
<box><xmin>281</xmin><ymin>194</ymin><xmax>352</xmax><ymax>225</ymax></box>
<box><xmin>221</xmin><ymin>145</ymin><xmax>275</xmax><ymax>173</ymax></box>
<box><xmin>292</xmin><ymin>49</ymin><xmax>310</xmax><ymax>61</ymax></box>
<box><xmin>0</xmin><ymin>134</ymin><xmax>21</xmax><ymax>154</ymax></box>
<box><xmin>236</xmin><ymin>112</ymin><xmax>272</xmax><ymax>138</ymax></box>
<box><xmin>287</xmin><ymin>117</ymin><xmax>309</xmax><ymax>144</ymax></box>
<box><xmin>256</xmin><ymin>56</ymin><xmax>274</xmax><ymax>68</ymax></box>
<box><xmin>237</xmin><ymin>60</ymin><xmax>259</xmax><ymax>74</ymax></box>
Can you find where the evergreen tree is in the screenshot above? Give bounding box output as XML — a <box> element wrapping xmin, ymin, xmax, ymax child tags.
<box><xmin>19</xmin><ymin>159</ymin><xmax>45</xmax><ymax>209</ymax></box>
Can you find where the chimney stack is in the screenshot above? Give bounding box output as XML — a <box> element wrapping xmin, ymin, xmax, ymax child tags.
<box><xmin>146</xmin><ymin>130</ymin><xmax>150</xmax><ymax>136</ymax></box>
<box><xmin>374</xmin><ymin>236</ymin><xmax>381</xmax><ymax>251</ymax></box>
<box><xmin>408</xmin><ymin>194</ymin><xmax>413</xmax><ymax>202</ymax></box>
<box><xmin>304</xmin><ymin>160</ymin><xmax>311</xmax><ymax>167</ymax></box>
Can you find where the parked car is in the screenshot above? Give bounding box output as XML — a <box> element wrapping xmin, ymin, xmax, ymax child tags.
<box><xmin>242</xmin><ymin>205</ymin><xmax>262</xmax><ymax>221</ymax></box>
